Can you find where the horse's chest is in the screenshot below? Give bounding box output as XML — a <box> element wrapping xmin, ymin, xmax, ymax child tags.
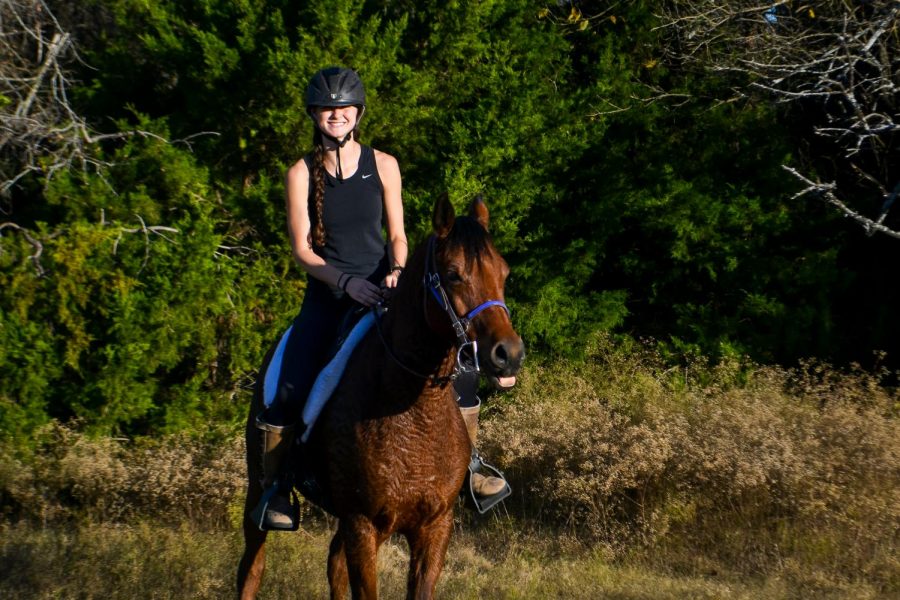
<box><xmin>364</xmin><ymin>411</ymin><xmax>457</xmax><ymax>474</ymax></box>
<box><xmin>324</xmin><ymin>383</ymin><xmax>470</xmax><ymax>524</ymax></box>
<box><xmin>355</xmin><ymin>406</ymin><xmax>467</xmax><ymax>499</ymax></box>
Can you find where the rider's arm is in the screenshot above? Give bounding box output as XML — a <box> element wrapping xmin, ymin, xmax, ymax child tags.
<box><xmin>285</xmin><ymin>159</ymin><xmax>344</xmax><ymax>288</ymax></box>
<box><xmin>376</xmin><ymin>151</ymin><xmax>407</xmax><ymax>288</ymax></box>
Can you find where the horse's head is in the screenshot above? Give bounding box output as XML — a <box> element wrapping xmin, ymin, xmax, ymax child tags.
<box><xmin>425</xmin><ymin>193</ymin><xmax>525</xmax><ymax>390</ymax></box>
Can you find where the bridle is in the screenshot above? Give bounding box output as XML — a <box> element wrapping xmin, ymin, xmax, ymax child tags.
<box><xmin>374</xmin><ymin>234</ymin><xmax>510</xmax><ymax>383</ymax></box>
<box><xmin>423</xmin><ymin>234</ymin><xmax>510</xmax><ymax>374</ymax></box>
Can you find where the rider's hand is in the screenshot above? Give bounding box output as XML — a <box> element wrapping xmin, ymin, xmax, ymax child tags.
<box><xmin>345</xmin><ymin>277</ymin><xmax>382</xmax><ymax>307</ymax></box>
<box><xmin>383</xmin><ymin>271</ymin><xmax>401</xmax><ymax>289</ymax></box>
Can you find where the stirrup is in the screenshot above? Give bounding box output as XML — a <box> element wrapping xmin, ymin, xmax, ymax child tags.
<box><xmin>249</xmin><ymin>480</ymin><xmax>301</xmax><ymax>532</ymax></box>
<box><xmin>466</xmin><ymin>449</ymin><xmax>511</xmax><ymax>514</ymax></box>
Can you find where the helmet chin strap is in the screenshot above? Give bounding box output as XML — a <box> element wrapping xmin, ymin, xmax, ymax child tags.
<box><xmin>316</xmin><ymin>129</ymin><xmax>354</xmax><ymax>182</ymax></box>
<box><xmin>331</xmin><ymin>131</ymin><xmax>353</xmax><ymax>182</ymax></box>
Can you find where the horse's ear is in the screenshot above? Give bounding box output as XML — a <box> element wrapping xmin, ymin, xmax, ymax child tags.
<box><xmin>470</xmin><ymin>195</ymin><xmax>489</xmax><ymax>231</ymax></box>
<box><xmin>432</xmin><ymin>192</ymin><xmax>455</xmax><ymax>238</ymax></box>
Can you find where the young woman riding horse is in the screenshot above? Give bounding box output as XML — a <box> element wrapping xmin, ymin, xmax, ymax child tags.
<box><xmin>239</xmin><ymin>67</ymin><xmax>521</xmax><ymax>591</ymax></box>
<box><xmin>248</xmin><ymin>66</ymin><xmax>508</xmax><ymax>531</ymax></box>
<box><xmin>238</xmin><ymin>192</ymin><xmax>524</xmax><ymax>598</ymax></box>
<box><xmin>251</xmin><ymin>65</ymin><xmax>403</xmax><ymax>530</ymax></box>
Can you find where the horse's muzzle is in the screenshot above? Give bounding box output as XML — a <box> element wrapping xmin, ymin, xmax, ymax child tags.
<box><xmin>485</xmin><ymin>336</ymin><xmax>524</xmax><ymax>389</ymax></box>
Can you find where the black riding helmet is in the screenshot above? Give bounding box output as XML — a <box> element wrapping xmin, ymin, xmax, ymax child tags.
<box><xmin>306</xmin><ymin>66</ymin><xmax>366</xmax><ymax>112</ymax></box>
<box><xmin>306</xmin><ymin>67</ymin><xmax>366</xmax><ymax>182</ymax></box>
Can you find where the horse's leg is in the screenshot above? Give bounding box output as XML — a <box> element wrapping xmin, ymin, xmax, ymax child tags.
<box><xmin>327</xmin><ymin>525</ymin><xmax>349</xmax><ymax>600</ymax></box>
<box><xmin>338</xmin><ymin>515</ymin><xmax>380</xmax><ymax>600</ymax></box>
<box><xmin>237</xmin><ymin>404</ymin><xmax>268</xmax><ymax>600</ymax></box>
<box><xmin>405</xmin><ymin>511</ymin><xmax>454</xmax><ymax>600</ymax></box>
<box><xmin>237</xmin><ymin>481</ymin><xmax>268</xmax><ymax>599</ymax></box>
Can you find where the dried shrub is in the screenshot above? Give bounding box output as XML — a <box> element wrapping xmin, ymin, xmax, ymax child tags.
<box><xmin>0</xmin><ymin>424</ymin><xmax>245</xmax><ymax>526</ymax></box>
<box><xmin>481</xmin><ymin>365</ymin><xmax>677</xmax><ymax>546</ymax></box>
<box><xmin>479</xmin><ymin>338</ymin><xmax>899</xmax><ymax>588</ymax></box>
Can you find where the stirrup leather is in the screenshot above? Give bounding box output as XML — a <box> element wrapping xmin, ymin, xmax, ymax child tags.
<box><xmin>250</xmin><ymin>479</ymin><xmax>301</xmax><ymax>532</ymax></box>
<box><xmin>467</xmin><ymin>449</ymin><xmax>512</xmax><ymax>514</ymax></box>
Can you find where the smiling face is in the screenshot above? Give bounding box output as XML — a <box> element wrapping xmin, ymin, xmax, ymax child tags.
<box><xmin>312</xmin><ymin>105</ymin><xmax>359</xmax><ymax>140</ymax></box>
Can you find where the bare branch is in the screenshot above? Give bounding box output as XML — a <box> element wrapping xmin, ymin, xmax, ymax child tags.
<box><xmin>0</xmin><ymin>220</ymin><xmax>45</xmax><ymax>274</ymax></box>
<box><xmin>0</xmin><ymin>0</ymin><xmax>220</xmax><ymax>207</ymax></box>
<box><xmin>783</xmin><ymin>166</ymin><xmax>900</xmax><ymax>240</ymax></box>
<box><xmin>0</xmin><ymin>214</ymin><xmax>182</xmax><ymax>278</ymax></box>
<box><xmin>111</xmin><ymin>214</ymin><xmax>181</xmax><ymax>274</ymax></box>
<box><xmin>656</xmin><ymin>1</ymin><xmax>900</xmax><ymax>239</ymax></box>
<box><xmin>214</xmin><ymin>244</ymin><xmax>256</xmax><ymax>258</ymax></box>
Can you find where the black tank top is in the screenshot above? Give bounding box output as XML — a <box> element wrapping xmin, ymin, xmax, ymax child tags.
<box><xmin>304</xmin><ymin>145</ymin><xmax>387</xmax><ymax>290</ymax></box>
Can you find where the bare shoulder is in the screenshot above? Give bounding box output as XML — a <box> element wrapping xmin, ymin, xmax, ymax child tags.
<box><xmin>373</xmin><ymin>149</ymin><xmax>400</xmax><ymax>174</ymax></box>
<box><xmin>286</xmin><ymin>157</ymin><xmax>310</xmax><ymax>184</ymax></box>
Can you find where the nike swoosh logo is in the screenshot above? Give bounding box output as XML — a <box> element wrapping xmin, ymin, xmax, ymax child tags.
<box><xmin>362</xmin><ymin>173</ymin><xmax>373</xmax><ymax>179</ymax></box>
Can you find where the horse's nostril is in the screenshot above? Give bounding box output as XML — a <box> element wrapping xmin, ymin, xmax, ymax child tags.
<box><xmin>491</xmin><ymin>342</ymin><xmax>509</xmax><ymax>368</ymax></box>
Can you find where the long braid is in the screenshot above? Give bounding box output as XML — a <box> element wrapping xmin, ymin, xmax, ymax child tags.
<box><xmin>310</xmin><ymin>123</ymin><xmax>361</xmax><ymax>248</ymax></box>
<box><xmin>312</xmin><ymin>130</ymin><xmax>327</xmax><ymax>248</ymax></box>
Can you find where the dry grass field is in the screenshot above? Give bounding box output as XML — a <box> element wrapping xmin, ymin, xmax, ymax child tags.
<box><xmin>2</xmin><ymin>520</ymin><xmax>866</xmax><ymax>599</ymax></box>
<box><xmin>2</xmin><ymin>339</ymin><xmax>897</xmax><ymax>598</ymax></box>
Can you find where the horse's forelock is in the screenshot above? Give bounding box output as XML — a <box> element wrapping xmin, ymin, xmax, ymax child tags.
<box><xmin>444</xmin><ymin>216</ymin><xmax>493</xmax><ymax>266</ymax></box>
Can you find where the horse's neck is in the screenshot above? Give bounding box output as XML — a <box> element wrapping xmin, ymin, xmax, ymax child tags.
<box><xmin>383</xmin><ymin>296</ymin><xmax>454</xmax><ymax>381</ymax></box>
<box><xmin>381</xmin><ymin>254</ymin><xmax>456</xmax><ymax>386</ymax></box>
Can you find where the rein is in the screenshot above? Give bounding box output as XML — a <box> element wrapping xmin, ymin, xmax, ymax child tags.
<box><xmin>374</xmin><ymin>234</ymin><xmax>510</xmax><ymax>383</ymax></box>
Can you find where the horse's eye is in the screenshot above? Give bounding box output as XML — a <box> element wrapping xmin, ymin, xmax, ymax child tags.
<box><xmin>444</xmin><ymin>270</ymin><xmax>463</xmax><ymax>284</ymax></box>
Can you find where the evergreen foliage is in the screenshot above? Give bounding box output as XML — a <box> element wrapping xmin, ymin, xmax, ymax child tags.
<box><xmin>1</xmin><ymin>0</ymin><xmax>897</xmax><ymax>442</ymax></box>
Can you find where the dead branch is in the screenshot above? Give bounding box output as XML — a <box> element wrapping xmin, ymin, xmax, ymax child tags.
<box><xmin>0</xmin><ymin>213</ymin><xmax>182</xmax><ymax>278</ymax></box>
<box><xmin>0</xmin><ymin>220</ymin><xmax>44</xmax><ymax>274</ymax></box>
<box><xmin>112</xmin><ymin>214</ymin><xmax>180</xmax><ymax>274</ymax></box>
<box><xmin>783</xmin><ymin>166</ymin><xmax>900</xmax><ymax>240</ymax></box>
<box><xmin>0</xmin><ymin>0</ymin><xmax>219</xmax><ymax>208</ymax></box>
<box><xmin>655</xmin><ymin>0</ymin><xmax>900</xmax><ymax>239</ymax></box>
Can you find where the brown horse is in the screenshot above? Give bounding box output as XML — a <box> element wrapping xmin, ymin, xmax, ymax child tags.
<box><xmin>237</xmin><ymin>193</ymin><xmax>524</xmax><ymax>599</ymax></box>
